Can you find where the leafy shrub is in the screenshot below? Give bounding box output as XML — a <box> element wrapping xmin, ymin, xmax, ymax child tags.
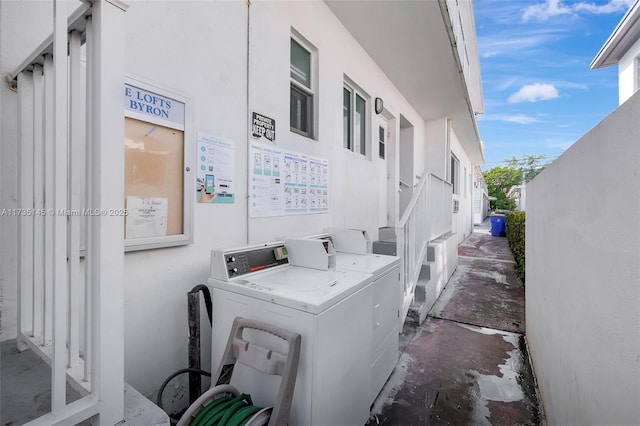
<box><xmin>505</xmin><ymin>211</ymin><xmax>525</xmax><ymax>283</ymax></box>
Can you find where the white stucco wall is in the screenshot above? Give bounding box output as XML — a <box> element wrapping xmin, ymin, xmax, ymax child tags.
<box><xmin>425</xmin><ymin>117</ymin><xmax>448</xmax><ymax>180</ymax></box>
<box><xmin>245</xmin><ymin>1</ymin><xmax>426</xmax><ymax>241</ymax></box>
<box><xmin>450</xmin><ymin>129</ymin><xmax>474</xmax><ymax>243</ymax></box>
<box><xmin>526</xmin><ymin>90</ymin><xmax>640</xmax><ymax>425</ymax></box>
<box><xmin>618</xmin><ymin>36</ymin><xmax>640</xmax><ymax>105</ymax></box>
<box><xmin>1</xmin><ymin>0</ymin><xmax>483</xmax><ymax>410</ymax></box>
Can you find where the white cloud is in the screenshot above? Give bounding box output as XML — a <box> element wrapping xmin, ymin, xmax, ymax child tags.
<box><xmin>523</xmin><ymin>0</ymin><xmax>571</xmax><ymax>21</ymax></box>
<box><xmin>508</xmin><ymin>83</ymin><xmax>559</xmax><ymax>104</ymax></box>
<box><xmin>523</xmin><ymin>0</ymin><xmax>634</xmax><ymax>21</ymax></box>
<box><xmin>574</xmin><ymin>0</ymin><xmax>635</xmax><ymax>14</ymax></box>
<box><xmin>481</xmin><ymin>114</ymin><xmax>543</xmax><ymax>124</ymax></box>
<box><xmin>478</xmin><ymin>29</ymin><xmax>566</xmax><ymax>58</ymax></box>
<box><xmin>503</xmin><ymin>115</ymin><xmax>542</xmax><ymax>124</ymax></box>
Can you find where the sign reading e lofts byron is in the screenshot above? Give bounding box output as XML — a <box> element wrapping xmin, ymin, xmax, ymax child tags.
<box><xmin>125</xmin><ymin>83</ymin><xmax>185</xmax><ymax>129</ymax></box>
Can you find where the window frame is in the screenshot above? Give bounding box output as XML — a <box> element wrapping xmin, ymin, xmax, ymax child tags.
<box><xmin>290</xmin><ymin>33</ymin><xmax>316</xmax><ymax>139</ymax></box>
<box><xmin>450</xmin><ymin>154</ymin><xmax>460</xmax><ymax>195</ymax></box>
<box><xmin>378</xmin><ymin>119</ymin><xmax>387</xmax><ymax>160</ymax></box>
<box><xmin>343</xmin><ymin>79</ymin><xmax>369</xmax><ymax>157</ymax></box>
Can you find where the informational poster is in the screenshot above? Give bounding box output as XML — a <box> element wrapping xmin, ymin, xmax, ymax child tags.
<box><xmin>309</xmin><ymin>156</ymin><xmax>329</xmax><ymax>212</ymax></box>
<box><xmin>250</xmin><ymin>142</ymin><xmax>329</xmax><ymax>218</ymax></box>
<box><xmin>197</xmin><ymin>133</ymin><xmax>235</xmax><ymax>204</ymax></box>
<box><xmin>125</xmin><ymin>197</ymin><xmax>168</xmax><ymax>239</ymax></box>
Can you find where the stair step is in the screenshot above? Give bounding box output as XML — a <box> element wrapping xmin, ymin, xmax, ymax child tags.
<box><xmin>377</xmin><ymin>227</ymin><xmax>397</xmax><ymax>242</ymax></box>
<box><xmin>372</xmin><ymin>240</ymin><xmax>397</xmax><ymax>256</ymax></box>
<box><xmin>408</xmin><ymin>302</ymin><xmax>430</xmax><ymax>325</ymax></box>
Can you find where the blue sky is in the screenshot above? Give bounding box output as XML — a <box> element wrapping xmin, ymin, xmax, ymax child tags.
<box><xmin>473</xmin><ymin>0</ymin><xmax>635</xmax><ymax>169</ymax></box>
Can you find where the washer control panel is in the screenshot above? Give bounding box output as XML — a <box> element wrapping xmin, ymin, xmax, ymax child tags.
<box><xmin>211</xmin><ymin>243</ymin><xmax>289</xmax><ymax>281</ymax></box>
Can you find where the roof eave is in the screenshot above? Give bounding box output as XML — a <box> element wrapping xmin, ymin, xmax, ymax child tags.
<box><xmin>591</xmin><ymin>0</ymin><xmax>640</xmax><ymax>69</ymax></box>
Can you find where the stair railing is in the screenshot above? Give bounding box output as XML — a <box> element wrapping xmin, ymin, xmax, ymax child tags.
<box><xmin>395</xmin><ymin>172</ymin><xmax>453</xmax><ymax>322</ymax></box>
<box><xmin>11</xmin><ymin>1</ymin><xmax>127</xmax><ymax>424</ymax></box>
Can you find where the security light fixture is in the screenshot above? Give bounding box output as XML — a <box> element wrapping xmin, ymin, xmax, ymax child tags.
<box><xmin>375</xmin><ymin>97</ymin><xmax>383</xmax><ymax>114</ymax></box>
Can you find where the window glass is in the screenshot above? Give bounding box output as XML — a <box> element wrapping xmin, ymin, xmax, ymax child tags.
<box><xmin>290</xmin><ymin>85</ymin><xmax>310</xmax><ymax>135</ymax></box>
<box><xmin>343</xmin><ymin>87</ymin><xmax>352</xmax><ymax>150</ymax></box>
<box><xmin>291</xmin><ymin>39</ymin><xmax>311</xmax><ymax>88</ymax></box>
<box><xmin>378</xmin><ymin>125</ymin><xmax>385</xmax><ymax>159</ymax></box>
<box><xmin>355</xmin><ymin>94</ymin><xmax>366</xmax><ymax>155</ymax></box>
<box><xmin>451</xmin><ymin>155</ymin><xmax>459</xmax><ymax>194</ymax></box>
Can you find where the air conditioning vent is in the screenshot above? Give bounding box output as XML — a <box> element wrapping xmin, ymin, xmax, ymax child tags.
<box><xmin>453</xmin><ymin>199</ymin><xmax>459</xmax><ymax>213</ymax></box>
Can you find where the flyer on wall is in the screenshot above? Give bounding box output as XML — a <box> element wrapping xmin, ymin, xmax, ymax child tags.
<box><xmin>249</xmin><ymin>142</ymin><xmax>329</xmax><ymax>218</ymax></box>
<box><xmin>196</xmin><ymin>132</ymin><xmax>235</xmax><ymax>204</ymax></box>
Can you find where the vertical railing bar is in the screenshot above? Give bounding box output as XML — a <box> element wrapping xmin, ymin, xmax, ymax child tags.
<box><xmin>90</xmin><ymin>1</ymin><xmax>128</xmax><ymax>421</ymax></box>
<box><xmin>17</xmin><ymin>71</ymin><xmax>35</xmax><ymax>352</ymax></box>
<box><xmin>43</xmin><ymin>54</ymin><xmax>54</xmax><ymax>346</ymax></box>
<box><xmin>52</xmin><ymin>0</ymin><xmax>69</xmax><ymax>413</ymax></box>
<box><xmin>32</xmin><ymin>63</ymin><xmax>45</xmax><ymax>340</ymax></box>
<box><xmin>83</xmin><ymin>14</ymin><xmax>93</xmax><ymax>384</ymax></box>
<box><xmin>68</xmin><ymin>30</ymin><xmax>82</xmax><ymax>368</ymax></box>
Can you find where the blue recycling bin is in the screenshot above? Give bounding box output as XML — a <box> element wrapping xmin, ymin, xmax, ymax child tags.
<box><xmin>490</xmin><ymin>213</ymin><xmax>506</xmax><ymax>237</ymax></box>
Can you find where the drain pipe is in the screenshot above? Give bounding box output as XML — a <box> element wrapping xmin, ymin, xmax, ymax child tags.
<box><xmin>187</xmin><ymin>284</ymin><xmax>212</xmax><ymax>404</ymax></box>
<box><xmin>246</xmin><ymin>0</ymin><xmax>252</xmax><ymax>244</ymax></box>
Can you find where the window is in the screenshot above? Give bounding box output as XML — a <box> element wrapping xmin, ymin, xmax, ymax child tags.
<box><xmin>343</xmin><ymin>81</ymin><xmax>368</xmax><ymax>156</ymax></box>
<box><xmin>464</xmin><ymin>167</ymin><xmax>467</xmax><ymax>197</ymax></box>
<box><xmin>450</xmin><ymin>154</ymin><xmax>460</xmax><ymax>195</ymax></box>
<box><xmin>290</xmin><ymin>36</ymin><xmax>315</xmax><ymax>138</ymax></box>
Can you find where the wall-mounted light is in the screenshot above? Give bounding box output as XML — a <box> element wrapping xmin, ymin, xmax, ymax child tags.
<box><xmin>375</xmin><ymin>97</ymin><xmax>383</xmax><ymax>114</ymax></box>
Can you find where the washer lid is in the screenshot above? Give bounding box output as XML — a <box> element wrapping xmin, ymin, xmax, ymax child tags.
<box><xmin>334</xmin><ymin>252</ymin><xmax>400</xmax><ymax>276</ymax></box>
<box><xmin>210</xmin><ymin>266</ymin><xmax>373</xmax><ymax>314</ymax></box>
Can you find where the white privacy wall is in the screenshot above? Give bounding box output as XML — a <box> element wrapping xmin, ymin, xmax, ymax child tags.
<box><xmin>526</xmin><ymin>90</ymin><xmax>640</xmax><ymax>425</ymax></box>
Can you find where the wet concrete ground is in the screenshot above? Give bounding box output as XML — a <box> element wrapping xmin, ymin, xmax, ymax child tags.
<box><xmin>368</xmin><ymin>222</ymin><xmax>542</xmax><ymax>425</ymax></box>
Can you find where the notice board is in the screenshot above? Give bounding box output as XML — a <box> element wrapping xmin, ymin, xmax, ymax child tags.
<box><xmin>124</xmin><ymin>117</ymin><xmax>184</xmax><ymax>238</ymax></box>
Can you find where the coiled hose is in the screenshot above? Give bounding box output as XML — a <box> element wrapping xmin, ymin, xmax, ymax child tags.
<box><xmin>189</xmin><ymin>393</ymin><xmax>263</xmax><ymax>426</ymax></box>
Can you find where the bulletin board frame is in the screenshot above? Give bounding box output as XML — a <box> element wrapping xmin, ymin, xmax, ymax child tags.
<box><xmin>124</xmin><ymin>75</ymin><xmax>193</xmax><ymax>251</ymax></box>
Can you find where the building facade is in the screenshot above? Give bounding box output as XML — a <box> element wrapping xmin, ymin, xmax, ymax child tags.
<box><xmin>0</xmin><ymin>0</ymin><xmax>484</xmax><ymax>421</ymax></box>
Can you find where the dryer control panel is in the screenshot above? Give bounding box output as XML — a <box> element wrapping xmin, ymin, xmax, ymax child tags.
<box><xmin>211</xmin><ymin>243</ymin><xmax>289</xmax><ymax>281</ymax></box>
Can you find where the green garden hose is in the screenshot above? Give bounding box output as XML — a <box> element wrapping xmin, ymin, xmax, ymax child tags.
<box><xmin>189</xmin><ymin>393</ymin><xmax>266</xmax><ymax>426</ymax></box>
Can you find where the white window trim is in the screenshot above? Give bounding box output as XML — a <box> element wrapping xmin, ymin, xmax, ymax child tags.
<box><xmin>378</xmin><ymin>118</ymin><xmax>387</xmax><ymax>160</ymax></box>
<box><xmin>290</xmin><ymin>30</ymin><xmax>317</xmax><ymax>140</ymax></box>
<box><xmin>451</xmin><ymin>154</ymin><xmax>460</xmax><ymax>195</ymax></box>
<box><xmin>343</xmin><ymin>77</ymin><xmax>370</xmax><ymax>158</ymax></box>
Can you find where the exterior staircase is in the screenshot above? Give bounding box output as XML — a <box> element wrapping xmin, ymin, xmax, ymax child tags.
<box><xmin>373</xmin><ymin>174</ymin><xmax>458</xmax><ymax>326</ymax></box>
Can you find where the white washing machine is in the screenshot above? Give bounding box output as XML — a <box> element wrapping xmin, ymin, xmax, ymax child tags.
<box><xmin>290</xmin><ymin>229</ymin><xmax>402</xmax><ymax>405</ymax></box>
<box><xmin>209</xmin><ymin>240</ymin><xmax>386</xmax><ymax>426</ymax></box>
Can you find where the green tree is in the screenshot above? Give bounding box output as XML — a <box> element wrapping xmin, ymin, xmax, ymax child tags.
<box><xmin>504</xmin><ymin>154</ymin><xmax>548</xmax><ymax>183</ymax></box>
<box><xmin>483</xmin><ymin>166</ymin><xmax>521</xmax><ymax>210</ymax></box>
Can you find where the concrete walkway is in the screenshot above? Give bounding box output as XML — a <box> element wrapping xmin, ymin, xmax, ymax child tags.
<box><xmin>368</xmin><ymin>221</ymin><xmax>543</xmax><ymax>425</ymax></box>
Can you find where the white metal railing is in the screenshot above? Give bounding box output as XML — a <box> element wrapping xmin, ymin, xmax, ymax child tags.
<box><xmin>396</xmin><ymin>172</ymin><xmax>429</xmax><ymax>321</ymax></box>
<box><xmin>427</xmin><ymin>173</ymin><xmax>453</xmax><ymax>241</ymax></box>
<box><xmin>12</xmin><ymin>1</ymin><xmax>127</xmax><ymax>424</ymax></box>
<box><xmin>395</xmin><ymin>172</ymin><xmax>453</xmax><ymax>321</ymax></box>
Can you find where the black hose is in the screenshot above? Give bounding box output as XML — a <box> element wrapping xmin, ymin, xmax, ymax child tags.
<box><xmin>189</xmin><ymin>284</ymin><xmax>213</xmax><ymax>325</ymax></box>
<box><xmin>157</xmin><ymin>367</ymin><xmax>211</xmax><ymax>410</ymax></box>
